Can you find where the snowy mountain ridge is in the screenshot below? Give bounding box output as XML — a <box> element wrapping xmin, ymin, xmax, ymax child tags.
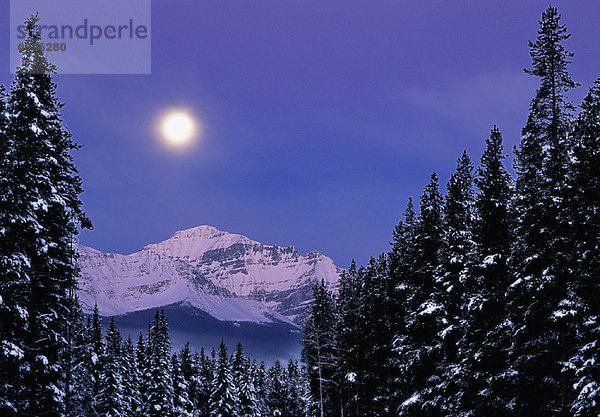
<box><xmin>77</xmin><ymin>225</ymin><xmax>342</xmax><ymax>325</ymax></box>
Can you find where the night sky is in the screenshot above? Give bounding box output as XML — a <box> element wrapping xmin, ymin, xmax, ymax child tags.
<box><xmin>1</xmin><ymin>1</ymin><xmax>599</xmax><ymax>267</ymax></box>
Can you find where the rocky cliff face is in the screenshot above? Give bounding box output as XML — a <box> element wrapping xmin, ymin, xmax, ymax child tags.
<box><xmin>77</xmin><ymin>225</ymin><xmax>342</xmax><ymax>324</ymax></box>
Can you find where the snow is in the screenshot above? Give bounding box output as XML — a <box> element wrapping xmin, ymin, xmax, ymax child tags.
<box><xmin>418</xmin><ymin>302</ymin><xmax>441</xmax><ymax>316</ymax></box>
<box><xmin>402</xmin><ymin>393</ymin><xmax>420</xmax><ymax>407</ymax></box>
<box><xmin>483</xmin><ymin>254</ymin><xmax>498</xmax><ymax>265</ymax></box>
<box><xmin>30</xmin><ymin>123</ymin><xmax>41</xmax><ymax>134</ymax></box>
<box><xmin>76</xmin><ymin>225</ymin><xmax>342</xmax><ymax>324</ymax></box>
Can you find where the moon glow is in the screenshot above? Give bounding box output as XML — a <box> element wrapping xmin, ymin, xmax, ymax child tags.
<box><xmin>160</xmin><ymin>111</ymin><xmax>197</xmax><ymax>147</ymax></box>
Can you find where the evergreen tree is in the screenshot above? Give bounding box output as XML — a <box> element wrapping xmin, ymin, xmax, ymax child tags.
<box><xmin>387</xmin><ymin>198</ymin><xmax>418</xmax><ymax>415</ymax></box>
<box><xmin>356</xmin><ymin>255</ymin><xmax>393</xmax><ymax>417</ymax></box>
<box><xmin>0</xmin><ymin>80</ymin><xmax>27</xmax><ymax>416</ymax></box>
<box><xmin>172</xmin><ymin>353</ymin><xmax>193</xmax><ymax>417</ymax></box>
<box><xmin>0</xmin><ymin>14</ymin><xmax>90</xmax><ymax>416</ymax></box>
<box><xmin>231</xmin><ymin>343</ymin><xmax>246</xmax><ymax>389</ymax></box>
<box><xmin>209</xmin><ymin>340</ymin><xmax>239</xmax><ymax>417</ymax></box>
<box><xmin>238</xmin><ymin>358</ymin><xmax>259</xmax><ymax>417</ymax></box>
<box><xmin>122</xmin><ymin>336</ymin><xmax>141</xmax><ymax>417</ymax></box>
<box><xmin>335</xmin><ymin>261</ymin><xmax>362</xmax><ymax>417</ymax></box>
<box><xmin>457</xmin><ymin>127</ymin><xmax>514</xmax><ymax>417</ymax></box>
<box><xmin>179</xmin><ymin>342</ymin><xmax>201</xmax><ymax>416</ymax></box>
<box><xmin>429</xmin><ymin>152</ymin><xmax>475</xmax><ymax>415</ymax></box>
<box><xmin>98</xmin><ymin>318</ymin><xmax>124</xmax><ymax>417</ymax></box>
<box><xmin>90</xmin><ymin>303</ymin><xmax>105</xmax><ymax>415</ymax></box>
<box><xmin>568</xmin><ymin>79</ymin><xmax>600</xmax><ymax>417</ymax></box>
<box><xmin>286</xmin><ymin>360</ymin><xmax>305</xmax><ymax>417</ymax></box>
<box><xmin>266</xmin><ymin>360</ymin><xmax>287</xmax><ymax>417</ymax></box>
<box><xmin>196</xmin><ymin>347</ymin><xmax>213</xmax><ymax>417</ymax></box>
<box><xmin>135</xmin><ymin>331</ymin><xmax>149</xmax><ymax>417</ymax></box>
<box><xmin>146</xmin><ymin>310</ymin><xmax>174</xmax><ymax>417</ymax></box>
<box><xmin>509</xmin><ymin>7</ymin><xmax>578</xmax><ymax>416</ymax></box>
<box><xmin>65</xmin><ymin>298</ymin><xmax>95</xmax><ymax>417</ymax></box>
<box><xmin>301</xmin><ymin>280</ymin><xmax>339</xmax><ymax>417</ymax></box>
<box><xmin>253</xmin><ymin>361</ymin><xmax>269</xmax><ymax>417</ymax></box>
<box><xmin>396</xmin><ymin>173</ymin><xmax>444</xmax><ymax>417</ymax></box>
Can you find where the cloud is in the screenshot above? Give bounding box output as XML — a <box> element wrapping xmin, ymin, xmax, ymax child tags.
<box><xmin>398</xmin><ymin>72</ymin><xmax>538</xmax><ymax>140</ymax></box>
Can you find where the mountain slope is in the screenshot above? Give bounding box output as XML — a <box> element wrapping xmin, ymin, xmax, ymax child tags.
<box><xmin>77</xmin><ymin>225</ymin><xmax>342</xmax><ymax>324</ymax></box>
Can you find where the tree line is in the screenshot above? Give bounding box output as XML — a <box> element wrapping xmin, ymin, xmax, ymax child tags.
<box><xmin>66</xmin><ymin>304</ymin><xmax>309</xmax><ymax>417</ymax></box>
<box><xmin>301</xmin><ymin>7</ymin><xmax>600</xmax><ymax>417</ymax></box>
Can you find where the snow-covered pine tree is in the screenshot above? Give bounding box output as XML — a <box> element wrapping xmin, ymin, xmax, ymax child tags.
<box><xmin>89</xmin><ymin>303</ymin><xmax>105</xmax><ymax>415</ymax></box>
<box><xmin>335</xmin><ymin>261</ymin><xmax>362</xmax><ymax>417</ymax></box>
<box><xmin>231</xmin><ymin>343</ymin><xmax>245</xmax><ymax>389</ymax></box>
<box><xmin>229</xmin><ymin>342</ymin><xmax>259</xmax><ymax>417</ymax></box>
<box><xmin>135</xmin><ymin>331</ymin><xmax>149</xmax><ymax>417</ymax></box>
<box><xmin>356</xmin><ymin>255</ymin><xmax>394</xmax><ymax>417</ymax></box>
<box><xmin>146</xmin><ymin>310</ymin><xmax>174</xmax><ymax>417</ymax></box>
<box><xmin>286</xmin><ymin>360</ymin><xmax>306</xmax><ymax>417</ymax></box>
<box><xmin>64</xmin><ymin>297</ymin><xmax>95</xmax><ymax>417</ymax></box>
<box><xmin>196</xmin><ymin>347</ymin><xmax>213</xmax><ymax>417</ymax></box>
<box><xmin>439</xmin><ymin>151</ymin><xmax>474</xmax><ymax>332</ymax></box>
<box><xmin>429</xmin><ymin>151</ymin><xmax>474</xmax><ymax>415</ymax></box>
<box><xmin>0</xmin><ymin>14</ymin><xmax>90</xmax><ymax>416</ymax></box>
<box><xmin>238</xmin><ymin>357</ymin><xmax>259</xmax><ymax>417</ymax></box>
<box><xmin>388</xmin><ymin>198</ymin><xmax>418</xmax><ymax>415</ymax></box>
<box><xmin>172</xmin><ymin>353</ymin><xmax>193</xmax><ymax>417</ymax></box>
<box><xmin>509</xmin><ymin>7</ymin><xmax>579</xmax><ymax>416</ymax></box>
<box><xmin>253</xmin><ymin>361</ymin><xmax>268</xmax><ymax>417</ymax></box>
<box><xmin>98</xmin><ymin>317</ymin><xmax>124</xmax><ymax>417</ymax></box>
<box><xmin>209</xmin><ymin>340</ymin><xmax>240</xmax><ymax>417</ymax></box>
<box><xmin>0</xmin><ymin>81</ymin><xmax>30</xmax><ymax>417</ymax></box>
<box><xmin>457</xmin><ymin>126</ymin><xmax>514</xmax><ymax>417</ymax></box>
<box><xmin>301</xmin><ymin>280</ymin><xmax>339</xmax><ymax>417</ymax></box>
<box><xmin>568</xmin><ymin>79</ymin><xmax>600</xmax><ymax>417</ymax></box>
<box><xmin>266</xmin><ymin>360</ymin><xmax>287</xmax><ymax>417</ymax></box>
<box><xmin>179</xmin><ymin>342</ymin><xmax>202</xmax><ymax>416</ymax></box>
<box><xmin>122</xmin><ymin>336</ymin><xmax>141</xmax><ymax>417</ymax></box>
<box><xmin>395</xmin><ymin>173</ymin><xmax>445</xmax><ymax>417</ymax></box>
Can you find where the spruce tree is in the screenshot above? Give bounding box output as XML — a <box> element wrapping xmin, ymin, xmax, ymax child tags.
<box><xmin>457</xmin><ymin>127</ymin><xmax>514</xmax><ymax>417</ymax></box>
<box><xmin>209</xmin><ymin>340</ymin><xmax>240</xmax><ymax>417</ymax></box>
<box><xmin>90</xmin><ymin>303</ymin><xmax>105</xmax><ymax>414</ymax></box>
<box><xmin>238</xmin><ymin>358</ymin><xmax>259</xmax><ymax>417</ymax></box>
<box><xmin>179</xmin><ymin>342</ymin><xmax>201</xmax><ymax>416</ymax></box>
<box><xmin>388</xmin><ymin>198</ymin><xmax>418</xmax><ymax>415</ymax></box>
<box><xmin>122</xmin><ymin>336</ymin><xmax>141</xmax><ymax>417</ymax></box>
<box><xmin>568</xmin><ymin>79</ymin><xmax>600</xmax><ymax>417</ymax></box>
<box><xmin>286</xmin><ymin>360</ymin><xmax>306</xmax><ymax>417</ymax></box>
<box><xmin>0</xmin><ymin>14</ymin><xmax>90</xmax><ymax>416</ymax></box>
<box><xmin>253</xmin><ymin>361</ymin><xmax>269</xmax><ymax>417</ymax></box>
<box><xmin>266</xmin><ymin>360</ymin><xmax>287</xmax><ymax>417</ymax></box>
<box><xmin>396</xmin><ymin>173</ymin><xmax>444</xmax><ymax>417</ymax></box>
<box><xmin>172</xmin><ymin>353</ymin><xmax>193</xmax><ymax>417</ymax></box>
<box><xmin>301</xmin><ymin>280</ymin><xmax>339</xmax><ymax>417</ymax></box>
<box><xmin>356</xmin><ymin>255</ymin><xmax>393</xmax><ymax>417</ymax></box>
<box><xmin>65</xmin><ymin>298</ymin><xmax>95</xmax><ymax>417</ymax></box>
<box><xmin>430</xmin><ymin>152</ymin><xmax>474</xmax><ymax>415</ymax></box>
<box><xmin>336</xmin><ymin>261</ymin><xmax>363</xmax><ymax>417</ymax></box>
<box><xmin>509</xmin><ymin>7</ymin><xmax>578</xmax><ymax>416</ymax></box>
<box><xmin>135</xmin><ymin>331</ymin><xmax>149</xmax><ymax>417</ymax></box>
<box><xmin>146</xmin><ymin>310</ymin><xmax>174</xmax><ymax>417</ymax></box>
<box><xmin>0</xmin><ymin>81</ymin><xmax>29</xmax><ymax>417</ymax></box>
<box><xmin>98</xmin><ymin>318</ymin><xmax>124</xmax><ymax>417</ymax></box>
<box><xmin>197</xmin><ymin>347</ymin><xmax>213</xmax><ymax>417</ymax></box>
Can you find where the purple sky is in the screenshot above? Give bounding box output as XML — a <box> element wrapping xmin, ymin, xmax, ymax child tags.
<box><xmin>1</xmin><ymin>1</ymin><xmax>599</xmax><ymax>266</ymax></box>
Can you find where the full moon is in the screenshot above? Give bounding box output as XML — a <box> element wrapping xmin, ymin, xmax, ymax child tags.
<box><xmin>160</xmin><ymin>111</ymin><xmax>197</xmax><ymax>147</ymax></box>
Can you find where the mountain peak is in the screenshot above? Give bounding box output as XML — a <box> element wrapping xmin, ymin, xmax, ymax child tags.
<box><xmin>77</xmin><ymin>224</ymin><xmax>342</xmax><ymax>324</ymax></box>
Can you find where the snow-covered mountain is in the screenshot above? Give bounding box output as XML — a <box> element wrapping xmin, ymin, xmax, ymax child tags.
<box><xmin>77</xmin><ymin>225</ymin><xmax>342</xmax><ymax>325</ymax></box>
